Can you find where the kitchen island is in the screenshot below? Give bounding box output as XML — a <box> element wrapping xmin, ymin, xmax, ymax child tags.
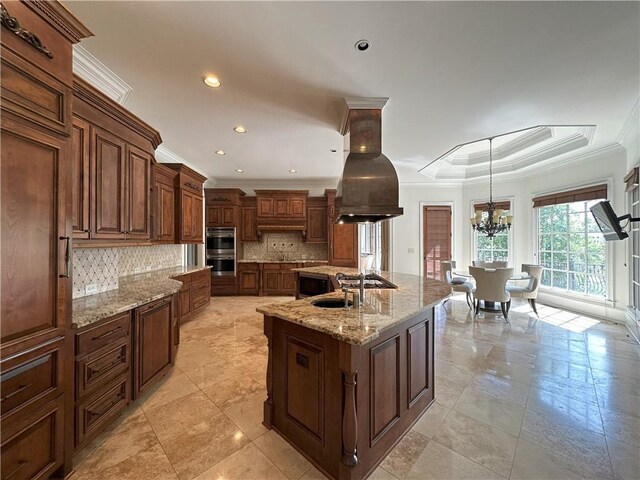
<box><xmin>257</xmin><ymin>267</ymin><xmax>451</xmax><ymax>480</ymax></box>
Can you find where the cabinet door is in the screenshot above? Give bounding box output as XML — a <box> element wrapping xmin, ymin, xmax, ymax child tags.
<box><xmin>222</xmin><ymin>206</ymin><xmax>236</xmax><ymax>226</ymax></box>
<box><xmin>132</xmin><ymin>296</ymin><xmax>174</xmax><ymax>399</ymax></box>
<box><xmin>92</xmin><ymin>127</ymin><xmax>126</xmax><ymax>239</ymax></box>
<box><xmin>72</xmin><ymin>117</ymin><xmax>90</xmax><ymax>239</ymax></box>
<box><xmin>275</xmin><ymin>198</ymin><xmax>289</xmax><ymax>216</ymax></box>
<box><xmin>258</xmin><ymin>198</ymin><xmax>274</xmax><ymax>217</ymax></box>
<box><xmin>1</xmin><ymin>119</ymin><xmax>69</xmax><ymax>353</ymax></box>
<box><xmin>180</xmin><ymin>190</ymin><xmax>194</xmax><ymax>242</ymax></box>
<box><xmin>125</xmin><ymin>146</ymin><xmax>151</xmax><ymax>240</ymax></box>
<box><xmin>193</xmin><ymin>195</ymin><xmax>203</xmax><ymax>242</ymax></box>
<box><xmin>239</xmin><ymin>270</ymin><xmax>259</xmax><ymax>294</ymax></box>
<box><xmin>179</xmin><ymin>288</ymin><xmax>191</xmax><ymax>321</ymax></box>
<box><xmin>281</xmin><ymin>270</ymin><xmax>298</xmax><ymax>294</ymax></box>
<box><xmin>290</xmin><ymin>198</ymin><xmax>305</xmax><ymax>217</ymax></box>
<box><xmin>331</xmin><ymin>223</ymin><xmax>359</xmax><ymax>267</ymax></box>
<box><xmin>241</xmin><ymin>207</ymin><xmax>258</xmax><ymax>242</ymax></box>
<box><xmin>263</xmin><ymin>270</ymin><xmax>281</xmax><ymax>294</ymax></box>
<box><xmin>156</xmin><ymin>183</ymin><xmax>175</xmax><ymax>243</ymax></box>
<box><xmin>307</xmin><ymin>206</ymin><xmax>327</xmax><ymax>243</ymax></box>
<box><xmin>206</xmin><ymin>206</ymin><xmax>220</xmax><ymax>227</ymax></box>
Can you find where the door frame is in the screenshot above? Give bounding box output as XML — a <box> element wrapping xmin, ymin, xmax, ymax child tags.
<box><xmin>419</xmin><ymin>201</ymin><xmax>455</xmax><ymax>277</ymax></box>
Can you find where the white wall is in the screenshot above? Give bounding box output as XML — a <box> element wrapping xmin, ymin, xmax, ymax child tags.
<box><xmin>394</xmin><ymin>144</ymin><xmax>630</xmax><ymax>321</ymax></box>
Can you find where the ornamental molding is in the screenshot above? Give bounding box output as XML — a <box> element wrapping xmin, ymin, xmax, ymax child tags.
<box><xmin>1</xmin><ymin>3</ymin><xmax>53</xmax><ymax>58</ymax></box>
<box><xmin>73</xmin><ymin>45</ymin><xmax>133</xmax><ymax>106</ymax></box>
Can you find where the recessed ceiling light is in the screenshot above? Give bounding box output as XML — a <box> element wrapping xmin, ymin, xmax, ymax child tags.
<box><xmin>330</xmin><ymin>149</ymin><xmax>337</xmax><ymax>153</ymax></box>
<box><xmin>215</xmin><ymin>150</ymin><xmax>226</xmax><ymax>155</ymax></box>
<box><xmin>235</xmin><ymin>169</ymin><xmax>244</xmax><ymax>173</ymax></box>
<box><xmin>234</xmin><ymin>126</ymin><xmax>247</xmax><ymax>134</ymax></box>
<box><xmin>289</xmin><ymin>169</ymin><xmax>298</xmax><ymax>173</ymax></box>
<box><xmin>203</xmin><ymin>76</ymin><xmax>221</xmax><ymax>88</ymax></box>
<box><xmin>355</xmin><ymin>39</ymin><xmax>370</xmax><ymax>52</ymax></box>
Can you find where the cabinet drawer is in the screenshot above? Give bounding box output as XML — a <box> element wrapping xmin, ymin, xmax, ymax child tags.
<box><xmin>76</xmin><ymin>339</ymin><xmax>130</xmax><ymax>401</ymax></box>
<box><xmin>192</xmin><ymin>269</ymin><xmax>211</xmax><ymax>282</ymax></box>
<box><xmin>191</xmin><ymin>276</ymin><xmax>210</xmax><ymax>292</ymax></box>
<box><xmin>0</xmin><ymin>338</ymin><xmax>63</xmax><ymax>421</ymax></box>
<box><xmin>76</xmin><ymin>374</ymin><xmax>129</xmax><ymax>448</ymax></box>
<box><xmin>1</xmin><ymin>397</ymin><xmax>64</xmax><ymax>480</ymax></box>
<box><xmin>76</xmin><ymin>312</ymin><xmax>130</xmax><ymax>357</ymax></box>
<box><xmin>191</xmin><ymin>296</ymin><xmax>210</xmax><ymax>311</ymax></box>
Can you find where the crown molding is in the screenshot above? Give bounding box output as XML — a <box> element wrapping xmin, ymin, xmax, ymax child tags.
<box><xmin>617</xmin><ymin>99</ymin><xmax>639</xmax><ymax>150</ymax></box>
<box><xmin>155</xmin><ymin>145</ymin><xmax>208</xmax><ymax>178</ymax></box>
<box><xmin>339</xmin><ymin>97</ymin><xmax>389</xmax><ymax>135</ymax></box>
<box><xmin>73</xmin><ymin>45</ymin><xmax>133</xmax><ymax>106</ymax></box>
<box><xmin>26</xmin><ymin>0</ymin><xmax>93</xmax><ymax>43</ymax></box>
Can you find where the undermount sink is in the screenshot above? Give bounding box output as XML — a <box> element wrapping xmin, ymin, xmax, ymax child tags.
<box><xmin>311</xmin><ymin>299</ymin><xmax>352</xmax><ymax>309</ymax></box>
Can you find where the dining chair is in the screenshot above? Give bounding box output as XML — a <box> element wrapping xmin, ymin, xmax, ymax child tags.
<box><xmin>472</xmin><ymin>260</ymin><xmax>508</xmax><ymax>268</ymax></box>
<box><xmin>469</xmin><ymin>266</ymin><xmax>514</xmax><ymax>321</ymax></box>
<box><xmin>506</xmin><ymin>264</ymin><xmax>543</xmax><ymax>316</ymax></box>
<box><xmin>441</xmin><ymin>260</ymin><xmax>475</xmax><ymax>309</ymax></box>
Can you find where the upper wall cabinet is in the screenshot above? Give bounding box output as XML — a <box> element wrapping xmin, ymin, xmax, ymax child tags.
<box><xmin>306</xmin><ymin>197</ymin><xmax>328</xmax><ymax>243</ymax></box>
<box><xmin>153</xmin><ymin>164</ymin><xmax>178</xmax><ymax>244</ymax></box>
<box><xmin>205</xmin><ymin>188</ymin><xmax>244</xmax><ymax>228</ymax></box>
<box><xmin>165</xmin><ymin>164</ymin><xmax>206</xmax><ymax>244</ymax></box>
<box><xmin>255</xmin><ymin>190</ymin><xmax>308</xmax><ymax>220</ymax></box>
<box><xmin>72</xmin><ymin>75</ymin><xmax>161</xmax><ymax>246</ymax></box>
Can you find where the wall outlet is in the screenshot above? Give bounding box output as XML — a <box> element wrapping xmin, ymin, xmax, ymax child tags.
<box><xmin>145</xmin><ymin>265</ymin><xmax>153</xmax><ymax>271</ymax></box>
<box><xmin>134</xmin><ymin>267</ymin><xmax>143</xmax><ymax>273</ymax></box>
<box><xmin>85</xmin><ymin>284</ymin><xmax>98</xmax><ymax>295</ymax></box>
<box><xmin>408</xmin><ymin>248</ymin><xmax>415</xmax><ymax>254</ymax></box>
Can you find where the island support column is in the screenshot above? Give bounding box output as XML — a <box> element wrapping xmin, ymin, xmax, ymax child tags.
<box><xmin>263</xmin><ymin>315</ymin><xmax>274</xmax><ymax>428</ymax></box>
<box><xmin>339</xmin><ymin>342</ymin><xmax>361</xmax><ymax>479</ymax></box>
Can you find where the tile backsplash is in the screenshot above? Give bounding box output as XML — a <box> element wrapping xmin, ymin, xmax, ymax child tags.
<box><xmin>242</xmin><ymin>232</ymin><xmax>327</xmax><ymax>261</ymax></box>
<box><xmin>73</xmin><ymin>245</ymin><xmax>183</xmax><ymax>299</ymax></box>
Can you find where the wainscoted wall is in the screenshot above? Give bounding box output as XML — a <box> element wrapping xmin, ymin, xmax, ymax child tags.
<box><xmin>72</xmin><ymin>245</ymin><xmax>183</xmax><ymax>299</ymax></box>
<box><xmin>242</xmin><ymin>232</ymin><xmax>327</xmax><ymax>261</ymax></box>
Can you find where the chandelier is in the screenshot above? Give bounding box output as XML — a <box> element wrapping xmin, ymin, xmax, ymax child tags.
<box><xmin>470</xmin><ymin>138</ymin><xmax>513</xmax><ymax>238</ymax></box>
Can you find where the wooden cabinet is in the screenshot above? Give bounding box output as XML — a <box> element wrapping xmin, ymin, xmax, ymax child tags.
<box><xmin>211</xmin><ymin>276</ymin><xmax>238</xmax><ymax>296</ymax></box>
<box><xmin>153</xmin><ymin>163</ymin><xmax>177</xmax><ymax>243</ymax></box>
<box><xmin>205</xmin><ymin>188</ymin><xmax>243</xmax><ymax>228</ymax></box>
<box><xmin>326</xmin><ymin>189</ymin><xmax>359</xmax><ymax>267</ymax></box>
<box><xmin>72</xmin><ymin>76</ymin><xmax>162</xmax><ymax>245</ymax></box>
<box><xmin>306</xmin><ymin>198</ymin><xmax>327</xmax><ymax>243</ymax></box>
<box><xmin>1</xmin><ymin>3</ymin><xmax>91</xmax><ymax>475</ymax></box>
<box><xmin>238</xmin><ymin>263</ymin><xmax>260</xmax><ymax>295</ymax></box>
<box><xmin>132</xmin><ymin>296</ymin><xmax>175</xmax><ymax>399</ymax></box>
<box><xmin>260</xmin><ymin>263</ymin><xmax>299</xmax><ymax>296</ymax></box>
<box><xmin>166</xmin><ymin>164</ymin><xmax>206</xmax><ymax>243</ymax></box>
<box><xmin>72</xmin><ymin>117</ymin><xmax>91</xmax><ymax>239</ymax></box>
<box><xmin>255</xmin><ymin>190</ymin><xmax>308</xmax><ymax>220</ymax></box>
<box><xmin>73</xmin><ymin>312</ymin><xmax>131</xmax><ymax>451</ymax></box>
<box><xmin>241</xmin><ymin>199</ymin><xmax>258</xmax><ymax>242</ymax></box>
<box><xmin>174</xmin><ymin>270</ymin><xmax>210</xmax><ymax>323</ymax></box>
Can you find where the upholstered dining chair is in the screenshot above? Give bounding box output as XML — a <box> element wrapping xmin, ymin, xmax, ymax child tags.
<box><xmin>506</xmin><ymin>264</ymin><xmax>543</xmax><ymax>316</ymax></box>
<box><xmin>469</xmin><ymin>266</ymin><xmax>514</xmax><ymax>321</ymax></box>
<box><xmin>441</xmin><ymin>260</ymin><xmax>475</xmax><ymax>309</ymax></box>
<box><xmin>472</xmin><ymin>260</ymin><xmax>508</xmax><ymax>268</ymax></box>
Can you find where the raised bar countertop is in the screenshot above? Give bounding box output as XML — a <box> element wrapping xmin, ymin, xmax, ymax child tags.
<box><xmin>72</xmin><ymin>266</ymin><xmax>211</xmax><ymax>329</ymax></box>
<box><xmin>237</xmin><ymin>259</ymin><xmax>329</xmax><ymax>264</ymax></box>
<box><xmin>257</xmin><ymin>266</ymin><xmax>451</xmax><ymax>345</ymax></box>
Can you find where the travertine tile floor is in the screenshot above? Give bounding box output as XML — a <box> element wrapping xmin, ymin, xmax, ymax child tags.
<box><xmin>71</xmin><ymin>295</ymin><xmax>640</xmax><ymax>480</ymax></box>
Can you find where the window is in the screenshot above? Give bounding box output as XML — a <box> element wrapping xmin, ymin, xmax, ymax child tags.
<box><xmin>474</xmin><ymin>212</ymin><xmax>510</xmax><ymax>262</ymax></box>
<box><xmin>537</xmin><ymin>200</ymin><xmax>606</xmax><ymax>296</ymax></box>
<box><xmin>360</xmin><ymin>222</ymin><xmax>382</xmax><ymax>271</ymax></box>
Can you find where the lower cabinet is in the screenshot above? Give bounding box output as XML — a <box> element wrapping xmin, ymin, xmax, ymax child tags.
<box><xmin>73</xmin><ymin>294</ymin><xmax>178</xmax><ymax>453</ymax></box>
<box><xmin>237</xmin><ymin>262</ymin><xmax>320</xmax><ymax>296</ymax></box>
<box><xmin>174</xmin><ymin>269</ymin><xmax>211</xmax><ymax>322</ymax></box>
<box><xmin>1</xmin><ymin>397</ymin><xmax>64</xmax><ymax>480</ymax></box>
<box><xmin>132</xmin><ymin>296</ymin><xmax>175</xmax><ymax>399</ymax></box>
<box><xmin>238</xmin><ymin>263</ymin><xmax>260</xmax><ymax>295</ymax></box>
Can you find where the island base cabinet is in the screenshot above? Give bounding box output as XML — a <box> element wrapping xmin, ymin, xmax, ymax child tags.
<box><xmin>264</xmin><ymin>308</ymin><xmax>435</xmax><ymax>480</ymax></box>
<box><xmin>132</xmin><ymin>295</ymin><xmax>175</xmax><ymax>400</ymax></box>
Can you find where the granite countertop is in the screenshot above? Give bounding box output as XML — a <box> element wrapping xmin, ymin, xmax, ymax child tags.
<box><xmin>72</xmin><ymin>266</ymin><xmax>212</xmax><ymax>329</ymax></box>
<box><xmin>257</xmin><ymin>269</ymin><xmax>452</xmax><ymax>345</ymax></box>
<box><xmin>237</xmin><ymin>259</ymin><xmax>329</xmax><ymax>264</ymax></box>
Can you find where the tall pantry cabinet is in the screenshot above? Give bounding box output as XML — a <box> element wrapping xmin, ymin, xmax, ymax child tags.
<box><xmin>0</xmin><ymin>1</ymin><xmax>92</xmax><ymax>478</ymax></box>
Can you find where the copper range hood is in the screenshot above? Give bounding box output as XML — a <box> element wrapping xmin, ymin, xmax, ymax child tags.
<box><xmin>336</xmin><ymin>98</ymin><xmax>403</xmax><ymax>224</ymax></box>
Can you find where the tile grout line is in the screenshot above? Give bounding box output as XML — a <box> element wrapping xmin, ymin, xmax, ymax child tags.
<box><xmin>140</xmin><ymin>408</ymin><xmax>181</xmax><ymax>480</ymax></box>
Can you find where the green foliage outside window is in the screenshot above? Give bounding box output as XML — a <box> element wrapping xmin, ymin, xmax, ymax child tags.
<box><xmin>538</xmin><ymin>200</ymin><xmax>606</xmax><ymax>297</ymax></box>
<box><xmin>475</xmin><ymin>212</ymin><xmax>509</xmax><ymax>262</ymax></box>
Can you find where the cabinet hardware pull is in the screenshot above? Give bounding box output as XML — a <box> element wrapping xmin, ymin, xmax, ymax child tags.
<box><xmin>88</xmin><ymin>355</ymin><xmax>125</xmax><ymax>375</ymax></box>
<box><xmin>92</xmin><ymin>326</ymin><xmax>122</xmax><ymax>340</ymax></box>
<box><xmin>1</xmin><ymin>383</ymin><xmax>31</xmax><ymax>402</ymax></box>
<box><xmin>59</xmin><ymin>236</ymin><xmax>70</xmax><ymax>278</ymax></box>
<box><xmin>88</xmin><ymin>392</ymin><xmax>125</xmax><ymax>418</ymax></box>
